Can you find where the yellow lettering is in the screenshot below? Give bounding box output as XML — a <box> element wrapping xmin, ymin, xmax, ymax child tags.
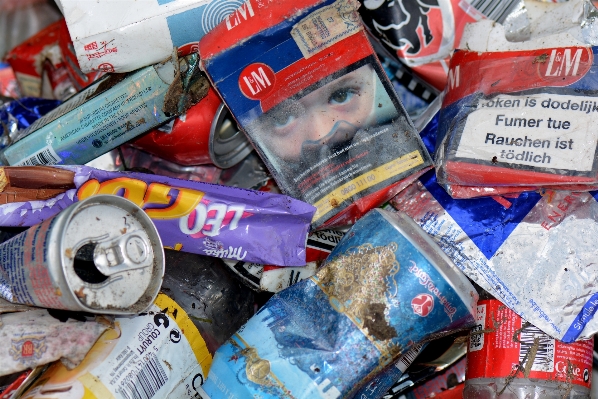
<box><xmin>95</xmin><ymin>178</ymin><xmax>148</xmax><ymax>208</ymax></box>
<box><xmin>77</xmin><ymin>179</ymin><xmax>101</xmax><ymax>200</ymax></box>
<box><xmin>146</xmin><ymin>188</ymin><xmax>204</xmax><ymax>219</ymax></box>
<box><xmin>77</xmin><ymin>177</ymin><xmax>203</xmax><ymax>220</ymax></box>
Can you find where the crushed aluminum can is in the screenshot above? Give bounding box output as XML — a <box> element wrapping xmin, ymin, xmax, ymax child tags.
<box><xmin>352</xmin><ymin>342</ymin><xmax>427</xmax><ymax>399</ymax></box>
<box><xmin>20</xmin><ymin>250</ymin><xmax>254</xmax><ymax>399</ymax></box>
<box><xmin>0</xmin><ymin>63</ymin><xmax>19</xmax><ymax>98</ymax></box>
<box><xmin>4</xmin><ymin>20</ymin><xmax>64</xmax><ymax>98</ymax></box>
<box><xmin>199</xmin><ymin>208</ymin><xmax>477</xmax><ymax>399</ymax></box>
<box><xmin>132</xmin><ymin>87</ymin><xmax>253</xmax><ymax>168</ymax></box>
<box><xmin>465</xmin><ymin>298</ymin><xmax>593</xmax><ymax>398</ymax></box>
<box><xmin>119</xmin><ymin>145</ymin><xmax>223</xmax><ymax>183</ymax></box>
<box><xmin>0</xmin><ymin>194</ymin><xmax>165</xmax><ymax>314</ymax></box>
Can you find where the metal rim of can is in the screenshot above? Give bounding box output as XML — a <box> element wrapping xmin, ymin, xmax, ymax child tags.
<box><xmin>56</xmin><ymin>195</ymin><xmax>165</xmax><ymax>314</ymax></box>
<box><xmin>208</xmin><ymin>104</ymin><xmax>254</xmax><ymax>169</ymax></box>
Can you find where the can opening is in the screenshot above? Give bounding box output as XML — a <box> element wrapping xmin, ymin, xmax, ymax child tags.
<box><xmin>73</xmin><ymin>243</ymin><xmax>109</xmax><ymax>284</ymax></box>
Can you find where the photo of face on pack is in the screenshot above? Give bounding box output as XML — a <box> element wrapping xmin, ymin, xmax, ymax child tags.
<box><xmin>246</xmin><ymin>60</ymin><xmax>407</xmax><ymax>195</ymax></box>
<box><xmin>199</xmin><ymin>0</ymin><xmax>432</xmax><ymax>228</ymax></box>
<box><xmin>250</xmin><ymin>63</ymin><xmax>397</xmax><ymax>164</ymax></box>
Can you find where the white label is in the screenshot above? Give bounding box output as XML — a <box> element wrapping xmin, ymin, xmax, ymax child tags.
<box><xmin>395</xmin><ymin>342</ymin><xmax>425</xmax><ymax>373</ymax></box>
<box><xmin>455</xmin><ymin>93</ymin><xmax>598</xmax><ymax>172</ymax></box>
<box><xmin>469</xmin><ymin>303</ymin><xmax>486</xmax><ymax>352</ymax></box>
<box><xmin>518</xmin><ymin>325</ymin><xmax>555</xmax><ymax>373</ymax></box>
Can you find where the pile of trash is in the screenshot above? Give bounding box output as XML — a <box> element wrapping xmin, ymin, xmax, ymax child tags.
<box><xmin>1</xmin><ymin>0</ymin><xmax>597</xmax><ymax>398</ymax></box>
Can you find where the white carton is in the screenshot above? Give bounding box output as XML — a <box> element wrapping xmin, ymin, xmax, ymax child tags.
<box><xmin>57</xmin><ymin>0</ymin><xmax>245</xmax><ymax>73</ymax></box>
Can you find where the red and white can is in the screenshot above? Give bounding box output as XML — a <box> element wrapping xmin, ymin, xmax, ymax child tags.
<box><xmin>132</xmin><ymin>87</ymin><xmax>252</xmax><ymax>168</ymax></box>
<box><xmin>465</xmin><ymin>298</ymin><xmax>593</xmax><ymax>398</ymax></box>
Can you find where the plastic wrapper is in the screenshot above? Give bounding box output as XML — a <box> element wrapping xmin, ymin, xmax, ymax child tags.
<box><xmin>199</xmin><ymin>0</ymin><xmax>432</xmax><ymax>229</ymax></box>
<box><xmin>0</xmin><ymin>165</ymin><xmax>315</xmax><ymax>266</ymax></box>
<box><xmin>391</xmin><ymin>167</ymin><xmax>598</xmax><ymax>342</ymax></box>
<box><xmin>199</xmin><ymin>209</ymin><xmax>477</xmax><ymax>399</ymax></box>
<box><xmin>0</xmin><ymin>53</ymin><xmax>208</xmax><ymax>167</ymax></box>
<box><xmin>20</xmin><ymin>294</ymin><xmax>213</xmax><ymax>399</ymax></box>
<box><xmin>0</xmin><ymin>309</ymin><xmax>109</xmax><ymax>377</ymax></box>
<box><xmin>0</xmin><ymin>98</ymin><xmax>61</xmax><ymax>150</ymax></box>
<box><xmin>160</xmin><ymin>250</ymin><xmax>255</xmax><ymax>356</ymax></box>
<box><xmin>460</xmin><ymin>0</ymin><xmax>598</xmax><ymax>53</ymax></box>
<box><xmin>56</xmin><ymin>0</ymin><xmax>251</xmax><ymax>73</ymax></box>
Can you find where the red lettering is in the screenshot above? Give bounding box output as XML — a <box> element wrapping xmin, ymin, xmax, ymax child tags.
<box><xmin>547</xmin><ymin>211</ymin><xmax>561</xmax><ymax>223</ymax></box>
<box><xmin>541</xmin><ymin>221</ymin><xmax>552</xmax><ymax>231</ymax></box>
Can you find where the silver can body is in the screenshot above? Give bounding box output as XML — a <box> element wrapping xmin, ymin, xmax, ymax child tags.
<box><xmin>0</xmin><ymin>195</ymin><xmax>164</xmax><ymax>314</ymax></box>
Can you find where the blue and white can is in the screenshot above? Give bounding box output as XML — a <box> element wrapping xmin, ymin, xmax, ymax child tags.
<box><xmin>199</xmin><ymin>208</ymin><xmax>477</xmax><ymax>399</ymax></box>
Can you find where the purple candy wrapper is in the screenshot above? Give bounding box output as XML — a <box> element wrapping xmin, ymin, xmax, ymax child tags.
<box><xmin>0</xmin><ymin>165</ymin><xmax>315</xmax><ymax>266</ymax></box>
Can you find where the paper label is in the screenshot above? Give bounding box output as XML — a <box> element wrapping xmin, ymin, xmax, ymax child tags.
<box><xmin>291</xmin><ymin>0</ymin><xmax>363</xmax><ymax>59</ymax></box>
<box><xmin>469</xmin><ymin>303</ymin><xmax>486</xmax><ymax>353</ymax></box>
<box><xmin>455</xmin><ymin>93</ymin><xmax>598</xmax><ymax>172</ymax></box>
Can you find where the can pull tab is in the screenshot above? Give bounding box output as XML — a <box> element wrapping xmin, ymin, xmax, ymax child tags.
<box><xmin>92</xmin><ymin>232</ymin><xmax>153</xmax><ymax>276</ymax></box>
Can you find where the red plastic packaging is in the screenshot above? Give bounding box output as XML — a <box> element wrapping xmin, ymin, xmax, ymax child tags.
<box><xmin>5</xmin><ymin>19</ymin><xmax>100</xmax><ymax>99</ymax></box>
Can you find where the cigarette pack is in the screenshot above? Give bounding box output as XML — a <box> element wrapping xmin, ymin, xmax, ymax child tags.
<box><xmin>199</xmin><ymin>0</ymin><xmax>432</xmax><ymax>228</ymax></box>
<box><xmin>0</xmin><ymin>54</ymin><xmax>207</xmax><ymax>167</ymax></box>
<box><xmin>436</xmin><ymin>46</ymin><xmax>598</xmax><ymax>191</ymax></box>
<box><xmin>57</xmin><ymin>0</ymin><xmax>252</xmax><ymax>73</ymax></box>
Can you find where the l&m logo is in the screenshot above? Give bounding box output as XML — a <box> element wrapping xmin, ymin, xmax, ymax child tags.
<box><xmin>239</xmin><ymin>63</ymin><xmax>276</xmax><ymax>101</ymax></box>
<box><xmin>411</xmin><ymin>293</ymin><xmax>434</xmax><ymax>317</ymax></box>
<box><xmin>543</xmin><ymin>48</ymin><xmax>587</xmax><ymax>77</ymax></box>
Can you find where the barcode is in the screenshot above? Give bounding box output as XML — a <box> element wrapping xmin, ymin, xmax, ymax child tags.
<box><xmin>118</xmin><ymin>353</ymin><xmax>168</xmax><ymax>399</ymax></box>
<box><xmin>518</xmin><ymin>325</ymin><xmax>555</xmax><ymax>372</ymax></box>
<box><xmin>469</xmin><ymin>304</ymin><xmax>486</xmax><ymax>352</ymax></box>
<box><xmin>467</xmin><ymin>0</ymin><xmax>521</xmax><ymax>24</ymax></box>
<box><xmin>396</xmin><ymin>342</ymin><xmax>425</xmax><ymax>373</ymax></box>
<box><xmin>17</xmin><ymin>147</ymin><xmax>61</xmax><ymax>166</ymax></box>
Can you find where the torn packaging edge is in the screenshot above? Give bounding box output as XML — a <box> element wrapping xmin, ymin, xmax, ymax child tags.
<box><xmin>0</xmin><ymin>53</ymin><xmax>208</xmax><ymax>167</ymax></box>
